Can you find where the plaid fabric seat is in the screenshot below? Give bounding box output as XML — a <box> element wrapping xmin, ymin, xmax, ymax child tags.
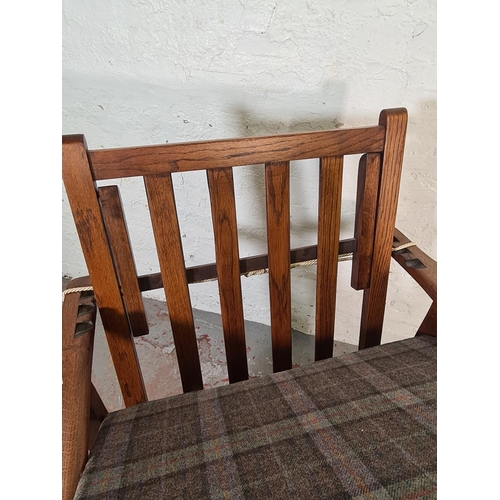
<box><xmin>75</xmin><ymin>335</ymin><xmax>436</xmax><ymax>500</ymax></box>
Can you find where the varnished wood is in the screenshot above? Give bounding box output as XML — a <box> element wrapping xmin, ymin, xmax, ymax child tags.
<box><xmin>392</xmin><ymin>228</ymin><xmax>437</xmax><ymax>302</ymax></box>
<box><xmin>207</xmin><ymin>168</ymin><xmax>248</xmax><ymax>383</ymax></box>
<box><xmin>90</xmin><ymin>383</ymin><xmax>108</xmax><ymax>421</ymax></box>
<box><xmin>89</xmin><ymin>126</ymin><xmax>386</xmax><ymax>180</ymax></box>
<box><xmin>99</xmin><ymin>185</ymin><xmax>149</xmax><ymax>337</ymax></box>
<box><xmin>315</xmin><ymin>156</ymin><xmax>343</xmax><ymax>361</ymax></box>
<box><xmin>144</xmin><ymin>174</ymin><xmax>204</xmax><ymax>392</ymax></box>
<box><xmin>62</xmin><ymin>289</ymin><xmax>96</xmax><ymax>500</ymax></box>
<box><xmin>416</xmin><ymin>302</ymin><xmax>437</xmax><ymax>337</ymax></box>
<box><xmin>351</xmin><ymin>153</ymin><xmax>381</xmax><ymax>290</ymax></box>
<box><xmin>64</xmin><ymin>275</ymin><xmax>91</xmax><ymax>288</ymax></box>
<box><xmin>265</xmin><ymin>161</ymin><xmax>292</xmax><ymax>372</ymax></box>
<box><xmin>391</xmin><ymin>228</ymin><xmax>437</xmax><ymax>338</ymax></box>
<box><xmin>89</xmin><ymin>383</ymin><xmax>108</xmax><ymax>451</ymax></box>
<box><xmin>359</xmin><ymin>109</ymin><xmax>408</xmax><ymax>349</ymax></box>
<box><xmin>137</xmin><ymin>239</ymin><xmax>356</xmax><ymax>291</ymax></box>
<box><xmin>62</xmin><ymin>135</ymin><xmax>147</xmax><ymax>406</ymax></box>
<box><xmin>63</xmin><ymin>109</ymin><xmax>439</xmax><ymax>499</ymax></box>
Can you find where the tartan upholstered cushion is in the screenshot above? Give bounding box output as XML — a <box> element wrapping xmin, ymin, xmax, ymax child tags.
<box><xmin>75</xmin><ymin>335</ymin><xmax>437</xmax><ymax>500</ymax></box>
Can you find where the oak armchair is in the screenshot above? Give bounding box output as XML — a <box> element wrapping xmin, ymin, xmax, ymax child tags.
<box><xmin>62</xmin><ymin>108</ymin><xmax>437</xmax><ymax>499</ymax></box>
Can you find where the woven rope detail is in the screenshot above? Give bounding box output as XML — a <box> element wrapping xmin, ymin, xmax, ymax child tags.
<box><xmin>61</xmin><ymin>286</ymin><xmax>94</xmax><ymax>303</ymax></box>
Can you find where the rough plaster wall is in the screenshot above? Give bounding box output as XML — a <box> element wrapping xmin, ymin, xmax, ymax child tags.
<box><xmin>62</xmin><ymin>0</ymin><xmax>436</xmax><ymax>345</ymax></box>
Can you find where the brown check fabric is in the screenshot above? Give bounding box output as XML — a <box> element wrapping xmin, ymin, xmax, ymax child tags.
<box><xmin>75</xmin><ymin>335</ymin><xmax>437</xmax><ymax>499</ymax></box>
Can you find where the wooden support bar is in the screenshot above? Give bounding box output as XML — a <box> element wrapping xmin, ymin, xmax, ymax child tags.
<box><xmin>89</xmin><ymin>383</ymin><xmax>108</xmax><ymax>451</ymax></box>
<box><xmin>99</xmin><ymin>185</ymin><xmax>149</xmax><ymax>337</ymax></box>
<box><xmin>358</xmin><ymin>108</ymin><xmax>408</xmax><ymax>349</ymax></box>
<box><xmin>265</xmin><ymin>161</ymin><xmax>292</xmax><ymax>372</ymax></box>
<box><xmin>137</xmin><ymin>239</ymin><xmax>356</xmax><ymax>291</ymax></box>
<box><xmin>392</xmin><ymin>228</ymin><xmax>437</xmax><ymax>302</ymax></box>
<box><xmin>315</xmin><ymin>156</ymin><xmax>343</xmax><ymax>361</ymax></box>
<box><xmin>351</xmin><ymin>153</ymin><xmax>381</xmax><ymax>290</ymax></box>
<box><xmin>416</xmin><ymin>302</ymin><xmax>437</xmax><ymax>337</ymax></box>
<box><xmin>144</xmin><ymin>174</ymin><xmax>204</xmax><ymax>393</ymax></box>
<box><xmin>207</xmin><ymin>168</ymin><xmax>249</xmax><ymax>383</ymax></box>
<box><xmin>62</xmin><ymin>135</ymin><xmax>147</xmax><ymax>407</ymax></box>
<box><xmin>62</xmin><ymin>289</ymin><xmax>96</xmax><ymax>500</ymax></box>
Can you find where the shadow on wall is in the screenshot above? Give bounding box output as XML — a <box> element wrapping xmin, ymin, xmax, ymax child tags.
<box><xmin>225</xmin><ymin>89</ymin><xmax>354</xmax><ymax>330</ymax></box>
<box><xmin>223</xmin><ymin>96</ymin><xmax>436</xmax><ymax>330</ymax></box>
<box><xmin>226</xmin><ymin>97</ymin><xmax>437</xmax><ymax>251</ymax></box>
<box><xmin>63</xmin><ymin>69</ymin><xmax>436</xmax><ymax>337</ymax></box>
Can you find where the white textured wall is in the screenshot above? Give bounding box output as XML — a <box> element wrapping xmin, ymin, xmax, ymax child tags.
<box><xmin>62</xmin><ymin>0</ymin><xmax>436</xmax><ymax>345</ymax></box>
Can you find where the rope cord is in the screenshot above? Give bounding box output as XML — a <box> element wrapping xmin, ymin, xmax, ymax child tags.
<box><xmin>62</xmin><ymin>242</ymin><xmax>416</xmax><ymax>299</ymax></box>
<box><xmin>61</xmin><ymin>286</ymin><xmax>94</xmax><ymax>303</ymax></box>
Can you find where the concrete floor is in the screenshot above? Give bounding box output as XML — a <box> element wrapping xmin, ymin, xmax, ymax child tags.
<box><xmin>63</xmin><ymin>278</ymin><xmax>357</xmax><ymax>412</ymax></box>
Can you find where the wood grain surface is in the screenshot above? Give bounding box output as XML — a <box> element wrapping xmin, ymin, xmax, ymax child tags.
<box><xmin>358</xmin><ymin>109</ymin><xmax>408</xmax><ymax>349</ymax></box>
<box><xmin>207</xmin><ymin>168</ymin><xmax>249</xmax><ymax>383</ymax></box>
<box><xmin>99</xmin><ymin>185</ymin><xmax>149</xmax><ymax>337</ymax></box>
<box><xmin>144</xmin><ymin>173</ymin><xmax>204</xmax><ymax>392</ymax></box>
<box><xmin>315</xmin><ymin>156</ymin><xmax>343</xmax><ymax>361</ymax></box>
<box><xmin>351</xmin><ymin>153</ymin><xmax>381</xmax><ymax>290</ymax></box>
<box><xmin>62</xmin><ymin>290</ymin><xmax>95</xmax><ymax>500</ymax></box>
<box><xmin>265</xmin><ymin>161</ymin><xmax>292</xmax><ymax>372</ymax></box>
<box><xmin>63</xmin><ymin>135</ymin><xmax>147</xmax><ymax>406</ymax></box>
<box><xmin>89</xmin><ymin>126</ymin><xmax>385</xmax><ymax>180</ymax></box>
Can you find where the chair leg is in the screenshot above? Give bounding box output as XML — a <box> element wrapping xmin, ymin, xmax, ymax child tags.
<box><xmin>416</xmin><ymin>302</ymin><xmax>437</xmax><ymax>337</ymax></box>
<box><xmin>88</xmin><ymin>384</ymin><xmax>108</xmax><ymax>451</ymax></box>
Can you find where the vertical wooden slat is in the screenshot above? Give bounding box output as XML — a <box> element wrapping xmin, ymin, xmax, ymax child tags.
<box><xmin>207</xmin><ymin>168</ymin><xmax>249</xmax><ymax>383</ymax></box>
<box><xmin>315</xmin><ymin>156</ymin><xmax>343</xmax><ymax>361</ymax></box>
<box><xmin>99</xmin><ymin>185</ymin><xmax>149</xmax><ymax>337</ymax></box>
<box><xmin>62</xmin><ymin>135</ymin><xmax>147</xmax><ymax>407</ymax></box>
<box><xmin>359</xmin><ymin>108</ymin><xmax>408</xmax><ymax>349</ymax></box>
<box><xmin>144</xmin><ymin>173</ymin><xmax>203</xmax><ymax>392</ymax></box>
<box><xmin>351</xmin><ymin>153</ymin><xmax>381</xmax><ymax>290</ymax></box>
<box><xmin>265</xmin><ymin>161</ymin><xmax>292</xmax><ymax>372</ymax></box>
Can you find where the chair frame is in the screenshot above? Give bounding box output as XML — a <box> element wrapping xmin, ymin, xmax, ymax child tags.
<box><xmin>62</xmin><ymin>107</ymin><xmax>436</xmax><ymax>498</ymax></box>
<box><xmin>62</xmin><ymin>287</ymin><xmax>108</xmax><ymax>500</ymax></box>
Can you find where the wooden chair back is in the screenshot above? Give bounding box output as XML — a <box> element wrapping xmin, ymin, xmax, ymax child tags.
<box><xmin>63</xmin><ymin>108</ymin><xmax>408</xmax><ymax>408</ymax></box>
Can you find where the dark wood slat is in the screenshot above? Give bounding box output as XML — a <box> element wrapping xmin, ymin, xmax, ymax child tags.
<box><xmin>89</xmin><ymin>126</ymin><xmax>386</xmax><ymax>180</ymax></box>
<box><xmin>265</xmin><ymin>161</ymin><xmax>292</xmax><ymax>372</ymax></box>
<box><xmin>351</xmin><ymin>153</ymin><xmax>381</xmax><ymax>290</ymax></box>
<box><xmin>137</xmin><ymin>239</ymin><xmax>356</xmax><ymax>291</ymax></box>
<box><xmin>207</xmin><ymin>168</ymin><xmax>248</xmax><ymax>383</ymax></box>
<box><xmin>359</xmin><ymin>109</ymin><xmax>408</xmax><ymax>349</ymax></box>
<box><xmin>99</xmin><ymin>185</ymin><xmax>149</xmax><ymax>337</ymax></box>
<box><xmin>315</xmin><ymin>156</ymin><xmax>343</xmax><ymax>361</ymax></box>
<box><xmin>144</xmin><ymin>174</ymin><xmax>203</xmax><ymax>393</ymax></box>
<box><xmin>62</xmin><ymin>135</ymin><xmax>147</xmax><ymax>407</ymax></box>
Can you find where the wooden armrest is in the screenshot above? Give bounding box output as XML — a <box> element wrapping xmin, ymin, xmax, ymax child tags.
<box><xmin>392</xmin><ymin>228</ymin><xmax>437</xmax><ymax>302</ymax></box>
<box><xmin>392</xmin><ymin>228</ymin><xmax>436</xmax><ymax>337</ymax></box>
<box><xmin>62</xmin><ymin>281</ymin><xmax>97</xmax><ymax>500</ymax></box>
<box><xmin>65</xmin><ymin>275</ymin><xmax>92</xmax><ymax>288</ymax></box>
